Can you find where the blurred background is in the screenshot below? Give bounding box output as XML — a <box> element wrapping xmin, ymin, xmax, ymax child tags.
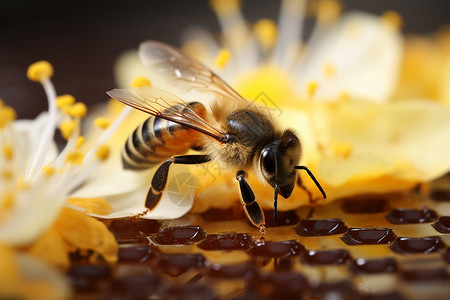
<box><xmin>1</xmin><ymin>0</ymin><xmax>450</xmax><ymax>119</ymax></box>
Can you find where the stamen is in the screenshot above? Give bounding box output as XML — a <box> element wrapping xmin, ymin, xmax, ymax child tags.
<box><xmin>2</xmin><ymin>145</ymin><xmax>13</xmax><ymax>160</ymax></box>
<box><xmin>307</xmin><ymin>81</ymin><xmax>319</xmax><ymax>98</ymax></box>
<box><xmin>381</xmin><ymin>10</ymin><xmax>403</xmax><ymax>30</ymax></box>
<box><xmin>95</xmin><ymin>145</ymin><xmax>110</xmax><ymax>161</ymax></box>
<box><xmin>316</xmin><ymin>0</ymin><xmax>341</xmax><ymax>24</ymax></box>
<box><xmin>56</xmin><ymin>94</ymin><xmax>75</xmax><ymax>108</ymax></box>
<box><xmin>66</xmin><ymin>151</ymin><xmax>84</xmax><ymax>165</ymax></box>
<box><xmin>2</xmin><ymin>170</ymin><xmax>13</xmax><ymax>180</ymax></box>
<box><xmin>24</xmin><ymin>63</ymin><xmax>58</xmax><ymax>182</ymax></box>
<box><xmin>254</xmin><ymin>19</ymin><xmax>278</xmax><ymax>50</ymax></box>
<box><xmin>26</xmin><ymin>61</ymin><xmax>54</xmax><ymax>82</ymax></box>
<box><xmin>41</xmin><ymin>166</ymin><xmax>55</xmax><ymax>178</ymax></box>
<box><xmin>131</xmin><ymin>76</ymin><xmax>151</xmax><ymax>88</ymax></box>
<box><xmin>67</xmin><ymin>103</ymin><xmax>87</xmax><ymax>118</ymax></box>
<box><xmin>59</xmin><ymin>120</ymin><xmax>76</xmax><ymax>140</ymax></box>
<box><xmin>214</xmin><ymin>48</ymin><xmax>232</xmax><ymax>69</ymax></box>
<box><xmin>83</xmin><ymin>106</ymin><xmax>132</xmax><ymax>163</ymax></box>
<box><xmin>76</xmin><ymin>136</ymin><xmax>85</xmax><ymax>149</ymax></box>
<box><xmin>272</xmin><ymin>0</ymin><xmax>306</xmax><ymax>69</ymax></box>
<box><xmin>94</xmin><ymin>117</ymin><xmax>111</xmax><ymax>129</ymax></box>
<box><xmin>0</xmin><ymin>105</ymin><xmax>16</xmax><ymax>129</ymax></box>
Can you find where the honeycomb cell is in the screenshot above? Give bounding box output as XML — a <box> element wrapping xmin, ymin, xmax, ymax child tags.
<box><xmin>301</xmin><ymin>249</ymin><xmax>350</xmax><ymax>265</ymax></box>
<box><xmin>400</xmin><ymin>268</ymin><xmax>450</xmax><ymax>282</ymax></box>
<box><xmin>341</xmin><ymin>197</ymin><xmax>389</xmax><ymax>214</ymax></box>
<box><xmin>341</xmin><ymin>228</ymin><xmax>396</xmax><ymax>245</ymax></box>
<box><xmin>118</xmin><ymin>245</ymin><xmax>156</xmax><ymax>263</ymax></box>
<box><xmin>385</xmin><ymin>208</ymin><xmax>438</xmax><ymax>224</ymax></box>
<box><xmin>197</xmin><ymin>232</ymin><xmax>253</xmax><ymax>251</ymax></box>
<box><xmin>349</xmin><ymin>257</ymin><xmax>398</xmax><ymax>274</ymax></box>
<box><xmin>262</xmin><ymin>209</ymin><xmax>300</xmax><ymax>227</ymax></box>
<box><xmin>390</xmin><ymin>236</ymin><xmax>445</xmax><ymax>255</ymax></box>
<box><xmin>294</xmin><ymin>218</ymin><xmax>348</xmax><ymax>236</ymax></box>
<box><xmin>207</xmin><ymin>262</ymin><xmax>255</xmax><ymax>279</ymax></box>
<box><xmin>430</xmin><ymin>189</ymin><xmax>450</xmax><ymax>202</ymax></box>
<box><xmin>248</xmin><ymin>240</ymin><xmax>304</xmax><ymax>258</ymax></box>
<box><xmin>150</xmin><ymin>226</ymin><xmax>207</xmax><ymax>245</ymax></box>
<box><xmin>152</xmin><ymin>253</ymin><xmax>208</xmax><ymax>277</ymax></box>
<box><xmin>432</xmin><ymin>216</ymin><xmax>450</xmax><ymax>233</ymax></box>
<box><xmin>107</xmin><ymin>218</ymin><xmax>161</xmax><ymax>243</ymax></box>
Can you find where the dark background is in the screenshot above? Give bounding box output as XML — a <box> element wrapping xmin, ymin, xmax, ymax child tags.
<box><xmin>1</xmin><ymin>0</ymin><xmax>450</xmax><ymax>119</ymax></box>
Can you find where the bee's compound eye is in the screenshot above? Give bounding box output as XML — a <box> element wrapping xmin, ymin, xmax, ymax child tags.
<box><xmin>261</xmin><ymin>149</ymin><xmax>277</xmax><ymax>175</ymax></box>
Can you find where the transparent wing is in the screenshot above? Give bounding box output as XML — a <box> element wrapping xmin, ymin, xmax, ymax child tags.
<box><xmin>107</xmin><ymin>87</ymin><xmax>226</xmax><ymax>141</ymax></box>
<box><xmin>139</xmin><ymin>40</ymin><xmax>248</xmax><ymax>104</ymax></box>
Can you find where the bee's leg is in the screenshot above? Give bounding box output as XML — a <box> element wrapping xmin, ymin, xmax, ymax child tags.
<box><xmin>295</xmin><ymin>166</ymin><xmax>327</xmax><ymax>219</ymax></box>
<box><xmin>236</xmin><ymin>171</ymin><xmax>265</xmax><ymax>230</ymax></box>
<box><xmin>146</xmin><ymin>154</ymin><xmax>210</xmax><ymax>210</ymax></box>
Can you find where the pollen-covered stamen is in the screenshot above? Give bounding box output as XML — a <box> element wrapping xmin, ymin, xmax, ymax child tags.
<box><xmin>24</xmin><ymin>61</ymin><xmax>58</xmax><ymax>182</ymax></box>
<box><xmin>381</xmin><ymin>10</ymin><xmax>403</xmax><ymax>30</ymax></box>
<box><xmin>214</xmin><ymin>48</ymin><xmax>232</xmax><ymax>69</ymax></box>
<box><xmin>272</xmin><ymin>0</ymin><xmax>306</xmax><ymax>69</ymax></box>
<box><xmin>307</xmin><ymin>81</ymin><xmax>319</xmax><ymax>98</ymax></box>
<box><xmin>254</xmin><ymin>19</ymin><xmax>278</xmax><ymax>51</ymax></box>
<box><xmin>94</xmin><ymin>117</ymin><xmax>111</xmax><ymax>130</ymax></box>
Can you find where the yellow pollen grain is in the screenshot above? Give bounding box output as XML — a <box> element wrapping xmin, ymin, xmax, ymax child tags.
<box><xmin>209</xmin><ymin>0</ymin><xmax>240</xmax><ymax>15</ymax></box>
<box><xmin>76</xmin><ymin>136</ymin><xmax>85</xmax><ymax>149</ymax></box>
<box><xmin>254</xmin><ymin>19</ymin><xmax>278</xmax><ymax>49</ymax></box>
<box><xmin>214</xmin><ymin>49</ymin><xmax>232</xmax><ymax>70</ymax></box>
<box><xmin>95</xmin><ymin>145</ymin><xmax>110</xmax><ymax>161</ymax></box>
<box><xmin>0</xmin><ymin>105</ymin><xmax>17</xmax><ymax>129</ymax></box>
<box><xmin>381</xmin><ymin>10</ymin><xmax>403</xmax><ymax>30</ymax></box>
<box><xmin>56</xmin><ymin>94</ymin><xmax>76</xmax><ymax>108</ymax></box>
<box><xmin>317</xmin><ymin>0</ymin><xmax>341</xmax><ymax>23</ymax></box>
<box><xmin>66</xmin><ymin>151</ymin><xmax>84</xmax><ymax>165</ymax></box>
<box><xmin>331</xmin><ymin>141</ymin><xmax>353</xmax><ymax>159</ymax></box>
<box><xmin>339</xmin><ymin>90</ymin><xmax>351</xmax><ymax>101</ymax></box>
<box><xmin>67</xmin><ymin>102</ymin><xmax>87</xmax><ymax>118</ymax></box>
<box><xmin>322</xmin><ymin>62</ymin><xmax>336</xmax><ymax>77</ymax></box>
<box><xmin>2</xmin><ymin>145</ymin><xmax>13</xmax><ymax>160</ymax></box>
<box><xmin>307</xmin><ymin>81</ymin><xmax>319</xmax><ymax>98</ymax></box>
<box><xmin>94</xmin><ymin>117</ymin><xmax>111</xmax><ymax>129</ymax></box>
<box><xmin>130</xmin><ymin>76</ymin><xmax>152</xmax><ymax>88</ymax></box>
<box><xmin>27</xmin><ymin>61</ymin><xmax>54</xmax><ymax>82</ymax></box>
<box><xmin>41</xmin><ymin>166</ymin><xmax>55</xmax><ymax>178</ymax></box>
<box><xmin>59</xmin><ymin>120</ymin><xmax>76</xmax><ymax>140</ymax></box>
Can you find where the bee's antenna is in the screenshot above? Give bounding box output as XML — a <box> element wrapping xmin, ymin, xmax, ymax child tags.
<box><xmin>274</xmin><ymin>182</ymin><xmax>279</xmax><ymax>223</ymax></box>
<box><xmin>295</xmin><ymin>166</ymin><xmax>327</xmax><ymax>199</ymax></box>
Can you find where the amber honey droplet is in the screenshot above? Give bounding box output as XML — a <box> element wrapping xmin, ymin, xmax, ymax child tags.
<box><xmin>443</xmin><ymin>248</ymin><xmax>450</xmax><ymax>263</ymax></box>
<box><xmin>197</xmin><ymin>232</ymin><xmax>252</xmax><ymax>251</ymax></box>
<box><xmin>248</xmin><ymin>240</ymin><xmax>305</xmax><ymax>258</ymax></box>
<box><xmin>262</xmin><ymin>209</ymin><xmax>299</xmax><ymax>227</ymax></box>
<box><xmin>118</xmin><ymin>245</ymin><xmax>156</xmax><ymax>263</ymax></box>
<box><xmin>301</xmin><ymin>249</ymin><xmax>350</xmax><ymax>265</ymax></box>
<box><xmin>432</xmin><ymin>216</ymin><xmax>450</xmax><ymax>233</ymax></box>
<box><xmin>390</xmin><ymin>236</ymin><xmax>445</xmax><ymax>255</ymax></box>
<box><xmin>208</xmin><ymin>262</ymin><xmax>255</xmax><ymax>279</ymax></box>
<box><xmin>152</xmin><ymin>253</ymin><xmax>208</xmax><ymax>277</ymax></box>
<box><xmin>341</xmin><ymin>197</ymin><xmax>389</xmax><ymax>214</ymax></box>
<box><xmin>150</xmin><ymin>226</ymin><xmax>207</xmax><ymax>245</ymax></box>
<box><xmin>349</xmin><ymin>257</ymin><xmax>398</xmax><ymax>274</ymax></box>
<box><xmin>430</xmin><ymin>189</ymin><xmax>450</xmax><ymax>202</ymax></box>
<box><xmin>295</xmin><ymin>218</ymin><xmax>348</xmax><ymax>236</ymax></box>
<box><xmin>400</xmin><ymin>268</ymin><xmax>450</xmax><ymax>282</ymax></box>
<box><xmin>341</xmin><ymin>228</ymin><xmax>396</xmax><ymax>245</ymax></box>
<box><xmin>385</xmin><ymin>208</ymin><xmax>438</xmax><ymax>224</ymax></box>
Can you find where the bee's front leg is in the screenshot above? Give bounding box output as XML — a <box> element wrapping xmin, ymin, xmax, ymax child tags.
<box><xmin>236</xmin><ymin>170</ymin><xmax>265</xmax><ymax>228</ymax></box>
<box><xmin>146</xmin><ymin>154</ymin><xmax>210</xmax><ymax>210</ymax></box>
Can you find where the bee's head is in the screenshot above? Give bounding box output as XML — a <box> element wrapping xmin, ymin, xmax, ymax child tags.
<box><xmin>259</xmin><ymin>130</ymin><xmax>301</xmax><ymax>198</ymax></box>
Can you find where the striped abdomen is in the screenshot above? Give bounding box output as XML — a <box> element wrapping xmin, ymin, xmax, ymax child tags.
<box><xmin>122</xmin><ymin>102</ymin><xmax>205</xmax><ymax>169</ymax></box>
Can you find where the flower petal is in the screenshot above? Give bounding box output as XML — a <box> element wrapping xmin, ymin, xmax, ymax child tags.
<box><xmin>297</xmin><ymin>12</ymin><xmax>403</xmax><ymax>102</ymax></box>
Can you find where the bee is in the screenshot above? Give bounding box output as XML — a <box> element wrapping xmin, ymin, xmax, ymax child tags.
<box><xmin>107</xmin><ymin>41</ymin><xmax>326</xmax><ymax>228</ymax></box>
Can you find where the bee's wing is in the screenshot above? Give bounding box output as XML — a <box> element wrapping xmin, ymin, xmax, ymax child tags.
<box><xmin>107</xmin><ymin>87</ymin><xmax>226</xmax><ymax>142</ymax></box>
<box><xmin>139</xmin><ymin>40</ymin><xmax>248</xmax><ymax>104</ymax></box>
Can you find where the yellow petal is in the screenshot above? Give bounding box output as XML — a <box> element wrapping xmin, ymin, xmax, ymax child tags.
<box><xmin>27</xmin><ymin>228</ymin><xmax>70</xmax><ymax>270</ymax></box>
<box><xmin>54</xmin><ymin>207</ymin><xmax>118</xmax><ymax>263</ymax></box>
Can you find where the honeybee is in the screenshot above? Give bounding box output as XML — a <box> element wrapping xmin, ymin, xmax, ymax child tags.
<box><xmin>107</xmin><ymin>41</ymin><xmax>326</xmax><ymax>228</ymax></box>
